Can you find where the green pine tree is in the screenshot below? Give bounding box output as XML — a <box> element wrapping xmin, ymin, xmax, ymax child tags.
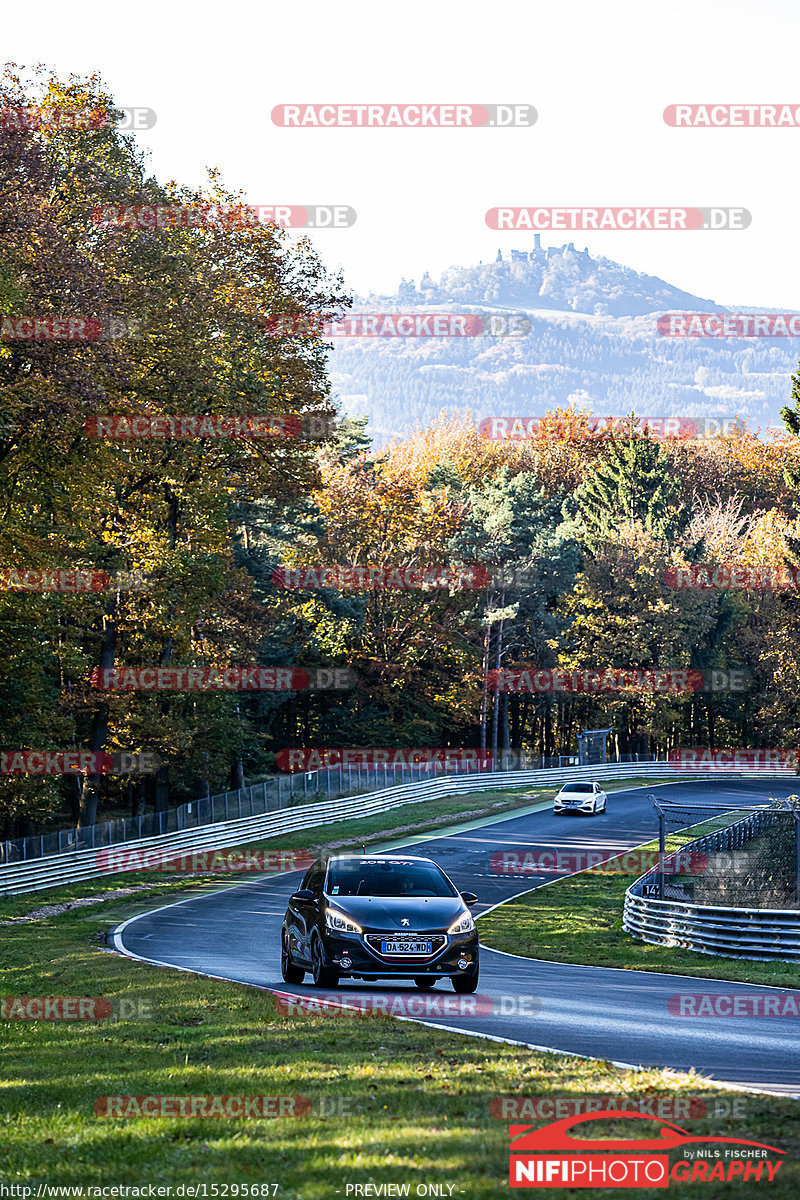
<box><xmin>576</xmin><ymin>423</ymin><xmax>690</xmax><ymax>546</ymax></box>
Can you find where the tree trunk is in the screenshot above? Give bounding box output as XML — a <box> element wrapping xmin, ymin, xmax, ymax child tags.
<box><xmin>231</xmin><ymin>757</ymin><xmax>245</xmax><ymax>790</ymax></box>
<box><xmin>500</xmin><ymin>691</ymin><xmax>511</xmax><ymax>765</ymax></box>
<box><xmin>479</xmin><ymin>622</ymin><xmax>490</xmax><ymax>752</ymax></box>
<box><xmin>491</xmin><ymin>617</ymin><xmax>504</xmax><ymax>758</ymax></box>
<box><xmin>78</xmin><ymin>602</ymin><xmax>117</xmax><ymax>828</ymax></box>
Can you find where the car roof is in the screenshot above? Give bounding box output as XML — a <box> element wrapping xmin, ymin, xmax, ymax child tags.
<box><xmin>323</xmin><ymin>853</ymin><xmax>437</xmax><ymax>865</ymax></box>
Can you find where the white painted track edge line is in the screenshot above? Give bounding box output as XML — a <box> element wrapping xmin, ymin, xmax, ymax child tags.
<box><xmin>104</xmin><ymin>940</ymin><xmax>796</xmax><ymax>1099</ymax></box>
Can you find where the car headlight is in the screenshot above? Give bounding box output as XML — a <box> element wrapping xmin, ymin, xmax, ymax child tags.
<box><xmin>447</xmin><ymin>911</ymin><xmax>475</xmax><ymax>935</ymax></box>
<box><xmin>325</xmin><ymin>907</ymin><xmax>362</xmax><ymax>935</ymax></box>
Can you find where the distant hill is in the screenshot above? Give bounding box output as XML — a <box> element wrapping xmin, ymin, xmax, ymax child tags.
<box><xmin>328</xmin><ymin>241</ymin><xmax>797</xmax><ymax>445</ymax></box>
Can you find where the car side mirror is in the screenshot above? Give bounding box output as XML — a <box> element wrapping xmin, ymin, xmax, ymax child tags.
<box><xmin>291</xmin><ymin>889</ymin><xmax>315</xmax><ymax>902</ymax></box>
<box><xmin>460</xmin><ymin>891</ymin><xmax>478</xmax><ymax>905</ymax></box>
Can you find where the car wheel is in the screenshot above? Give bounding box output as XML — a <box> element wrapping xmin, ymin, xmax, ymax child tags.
<box><xmin>452</xmin><ymin>963</ymin><xmax>479</xmax><ymax>994</ymax></box>
<box><xmin>281</xmin><ymin>934</ymin><xmax>305</xmax><ymax>984</ymax></box>
<box><xmin>414</xmin><ymin>977</ymin><xmax>436</xmax><ymax>990</ymax></box>
<box><xmin>311</xmin><ymin>935</ymin><xmax>340</xmax><ymax>988</ymax></box>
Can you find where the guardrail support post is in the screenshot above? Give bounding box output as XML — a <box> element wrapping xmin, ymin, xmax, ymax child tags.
<box><xmin>656</xmin><ymin>798</ymin><xmax>665</xmax><ymax>900</ymax></box>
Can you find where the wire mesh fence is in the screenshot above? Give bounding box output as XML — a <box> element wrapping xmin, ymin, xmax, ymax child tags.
<box><xmin>638</xmin><ymin>794</ymin><xmax>800</xmax><ymax>910</ymax></box>
<box><xmin>0</xmin><ymin>750</ymin><xmax>661</xmax><ymax>865</ymax></box>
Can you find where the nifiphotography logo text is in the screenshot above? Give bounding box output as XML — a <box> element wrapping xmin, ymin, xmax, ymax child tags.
<box><xmin>508</xmin><ymin>1112</ymin><xmax>785</xmax><ymax>1187</ymax></box>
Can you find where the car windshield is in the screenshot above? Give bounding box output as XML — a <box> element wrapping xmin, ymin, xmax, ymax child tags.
<box><xmin>563</xmin><ymin>783</ymin><xmax>593</xmax><ymax>793</ymax></box>
<box><xmin>326</xmin><ymin>859</ymin><xmax>457</xmax><ymax>898</ymax></box>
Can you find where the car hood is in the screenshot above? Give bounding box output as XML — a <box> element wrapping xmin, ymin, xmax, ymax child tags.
<box><xmin>323</xmin><ymin>894</ymin><xmax>466</xmax><ymax>932</ymax></box>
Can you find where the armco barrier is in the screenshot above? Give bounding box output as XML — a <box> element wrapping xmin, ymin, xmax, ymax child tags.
<box><xmin>624</xmin><ymin>805</ymin><xmax>800</xmax><ymax>961</ymax></box>
<box><xmin>2</xmin><ymin>762</ymin><xmax>795</xmax><ymax>898</ymax></box>
<box><xmin>0</xmin><ymin>761</ymin><xmax>709</xmax><ymax>897</ymax></box>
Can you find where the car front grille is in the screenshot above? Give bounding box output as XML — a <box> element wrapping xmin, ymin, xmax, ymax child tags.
<box><xmin>364</xmin><ymin>933</ymin><xmax>447</xmax><ymax>958</ymax></box>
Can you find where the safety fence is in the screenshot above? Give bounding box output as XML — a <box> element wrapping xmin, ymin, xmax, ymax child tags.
<box><xmin>1</xmin><ymin>760</ymin><xmax>701</xmax><ymax>896</ymax></box>
<box><xmin>5</xmin><ymin>750</ymin><xmax>660</xmax><ymax>866</ymax></box>
<box><xmin>624</xmin><ymin>797</ymin><xmax>800</xmax><ymax>961</ymax></box>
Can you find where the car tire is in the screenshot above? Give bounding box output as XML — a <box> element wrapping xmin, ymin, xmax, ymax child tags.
<box><xmin>452</xmin><ymin>963</ymin><xmax>479</xmax><ymax>994</ymax></box>
<box><xmin>310</xmin><ymin>935</ymin><xmax>340</xmax><ymax>989</ymax></box>
<box><xmin>281</xmin><ymin>934</ymin><xmax>305</xmax><ymax>984</ymax></box>
<box><xmin>414</xmin><ymin>977</ymin><xmax>436</xmax><ymax>990</ymax></box>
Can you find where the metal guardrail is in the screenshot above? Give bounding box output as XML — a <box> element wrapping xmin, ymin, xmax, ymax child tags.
<box><xmin>0</xmin><ymin>760</ymin><xmax>710</xmax><ymax>897</ymax></box>
<box><xmin>4</xmin><ymin>761</ymin><xmax>797</xmax><ymax>898</ymax></box>
<box><xmin>2</xmin><ymin>752</ymin><xmax>589</xmax><ymax>865</ymax></box>
<box><xmin>624</xmin><ymin>804</ymin><xmax>800</xmax><ymax>961</ymax></box>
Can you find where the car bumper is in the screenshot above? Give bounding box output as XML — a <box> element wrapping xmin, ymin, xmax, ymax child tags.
<box><xmin>324</xmin><ymin>930</ymin><xmax>478</xmax><ymax>977</ymax></box>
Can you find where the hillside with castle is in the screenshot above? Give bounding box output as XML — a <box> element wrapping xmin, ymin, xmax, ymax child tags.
<box><xmin>334</xmin><ymin>244</ymin><xmax>793</xmax><ymax>444</ymax></box>
<box><xmin>384</xmin><ymin>237</ymin><xmax>722</xmax><ymax>318</ymax></box>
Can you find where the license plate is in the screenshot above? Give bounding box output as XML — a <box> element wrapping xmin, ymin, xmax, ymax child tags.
<box><xmin>381</xmin><ymin>939</ymin><xmax>432</xmax><ymax>955</ymax></box>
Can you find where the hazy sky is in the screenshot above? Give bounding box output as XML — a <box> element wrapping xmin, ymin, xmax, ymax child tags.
<box><xmin>5</xmin><ymin>1</ymin><xmax>799</xmax><ymax>306</ymax></box>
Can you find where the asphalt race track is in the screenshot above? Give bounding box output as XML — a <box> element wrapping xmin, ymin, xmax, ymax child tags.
<box><xmin>113</xmin><ymin>779</ymin><xmax>800</xmax><ymax>1096</ymax></box>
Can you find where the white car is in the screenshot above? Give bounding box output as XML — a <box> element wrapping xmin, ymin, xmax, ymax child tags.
<box><xmin>554</xmin><ymin>781</ymin><xmax>607</xmax><ymax>815</ymax></box>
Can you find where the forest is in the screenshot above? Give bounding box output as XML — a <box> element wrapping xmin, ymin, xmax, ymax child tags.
<box><xmin>3</xmin><ymin>68</ymin><xmax>800</xmax><ymax>839</ymax></box>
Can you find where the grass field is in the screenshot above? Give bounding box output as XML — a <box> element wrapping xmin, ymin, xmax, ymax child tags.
<box><xmin>2</xmin><ymin>887</ymin><xmax>799</xmax><ymax>1196</ymax></box>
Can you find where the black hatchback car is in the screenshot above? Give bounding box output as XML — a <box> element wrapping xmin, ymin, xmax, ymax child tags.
<box><xmin>281</xmin><ymin>853</ymin><xmax>479</xmax><ymax>992</ymax></box>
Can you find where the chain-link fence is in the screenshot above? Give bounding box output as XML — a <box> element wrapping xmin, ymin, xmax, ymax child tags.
<box><xmin>640</xmin><ymin>795</ymin><xmax>800</xmax><ymax>909</ymax></box>
<box><xmin>0</xmin><ymin>750</ymin><xmax>662</xmax><ymax>865</ymax></box>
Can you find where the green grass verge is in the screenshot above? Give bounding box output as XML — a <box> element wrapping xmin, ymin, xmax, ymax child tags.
<box><xmin>478</xmin><ymin>830</ymin><xmax>800</xmax><ymax>988</ymax></box>
<box><xmin>1</xmin><ymin>886</ymin><xmax>799</xmax><ymax>1194</ymax></box>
